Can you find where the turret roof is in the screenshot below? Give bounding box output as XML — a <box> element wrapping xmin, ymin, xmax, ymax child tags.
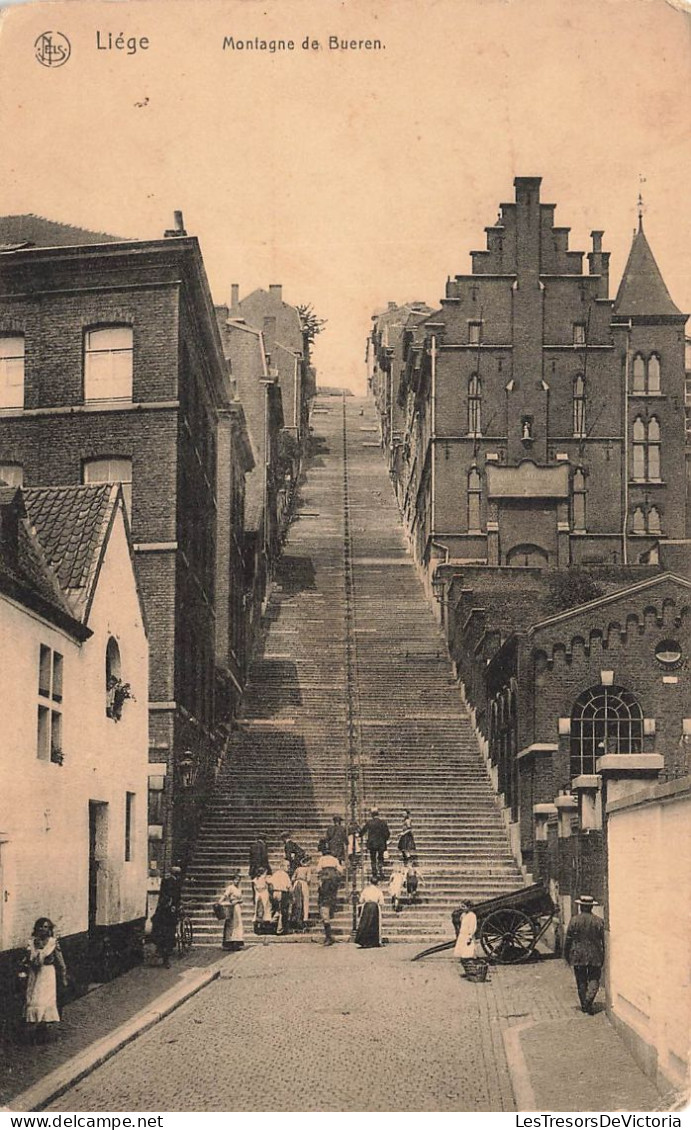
<box><xmin>613</xmin><ymin>223</ymin><xmax>682</xmax><ymax>317</ymax></box>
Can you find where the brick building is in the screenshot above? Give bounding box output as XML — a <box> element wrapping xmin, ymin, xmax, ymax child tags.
<box><xmin>233</xmin><ymin>284</ymin><xmax>314</xmax><ymax>481</ymax></box>
<box><xmin>215</xmin><ymin>306</ymin><xmax>285</xmax><ymax>634</ymax></box>
<box><xmin>0</xmin><ymin>483</ymin><xmax>148</xmax><ymax>1005</ymax></box>
<box><xmin>0</xmin><ymin>214</ymin><xmax>251</xmax><ymax>875</ymax></box>
<box><xmin>372</xmin><ymin>178</ymin><xmax>688</xmax><ymax>585</ymax></box>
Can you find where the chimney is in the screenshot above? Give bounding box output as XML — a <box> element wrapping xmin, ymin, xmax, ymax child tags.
<box><xmin>587</xmin><ymin>231</ymin><xmax>609</xmax><ymax>299</ymax></box>
<box><xmin>230</xmin><ymin>284</ymin><xmax>240</xmax><ymax>313</ymax></box>
<box><xmin>164</xmin><ymin>210</ymin><xmax>187</xmax><ymax>238</ymax></box>
<box><xmin>388</xmin><ymin>301</ymin><xmax>397</xmax><ymax>310</ymax></box>
<box><xmin>269</xmin><ymin>284</ymin><xmax>282</xmax><ymax>301</ymax></box>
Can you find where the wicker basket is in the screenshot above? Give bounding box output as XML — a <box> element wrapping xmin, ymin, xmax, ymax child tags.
<box><xmin>213</xmin><ymin>902</ymin><xmax>233</xmax><ymax>921</ymax></box>
<box><xmin>462</xmin><ymin>958</ymin><xmax>489</xmax><ymax>982</ymax></box>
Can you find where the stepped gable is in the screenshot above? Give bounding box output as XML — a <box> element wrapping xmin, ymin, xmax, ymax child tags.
<box><xmin>613</xmin><ymin>222</ymin><xmax>682</xmax><ymax>318</ymax></box>
<box><xmin>23</xmin><ymin>484</ymin><xmax>118</xmax><ymax>621</ymax></box>
<box><xmin>0</xmin><ymin>214</ymin><xmax>126</xmax><ymax>251</ymax></box>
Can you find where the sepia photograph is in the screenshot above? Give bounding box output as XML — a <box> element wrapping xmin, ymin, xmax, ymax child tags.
<box><xmin>0</xmin><ymin>0</ymin><xmax>689</xmax><ymax>1117</ymax></box>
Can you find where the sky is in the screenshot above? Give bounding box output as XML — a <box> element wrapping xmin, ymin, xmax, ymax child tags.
<box><xmin>0</xmin><ymin>0</ymin><xmax>689</xmax><ymax>393</ymax></box>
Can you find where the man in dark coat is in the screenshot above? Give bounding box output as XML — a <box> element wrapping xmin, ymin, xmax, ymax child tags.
<box><xmin>151</xmin><ymin>866</ymin><xmax>182</xmax><ymax>968</ymax></box>
<box><xmin>248</xmin><ymin>836</ymin><xmax>271</xmax><ymax>880</ymax></box>
<box><xmin>325</xmin><ymin>815</ymin><xmax>348</xmax><ymax>864</ymax></box>
<box><xmin>563</xmin><ymin>895</ymin><xmax>605</xmax><ymax>1014</ymax></box>
<box><xmin>359</xmin><ymin>807</ymin><xmax>390</xmax><ymax>880</ymax></box>
<box><xmin>281</xmin><ymin>831</ymin><xmax>308</xmax><ymax>877</ymax></box>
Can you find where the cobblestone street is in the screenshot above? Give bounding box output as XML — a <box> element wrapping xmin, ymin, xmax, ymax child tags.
<box><xmin>46</xmin><ymin>943</ymin><xmax>666</xmax><ymax>1113</ymax></box>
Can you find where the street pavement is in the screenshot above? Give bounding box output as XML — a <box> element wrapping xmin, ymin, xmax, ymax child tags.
<box><xmin>40</xmin><ymin>941</ymin><xmax>669</xmax><ymax>1113</ymax></box>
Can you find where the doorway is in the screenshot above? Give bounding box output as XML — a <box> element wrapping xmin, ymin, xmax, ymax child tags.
<box><xmin>88</xmin><ymin>801</ymin><xmax>109</xmax><ymax>938</ymax></box>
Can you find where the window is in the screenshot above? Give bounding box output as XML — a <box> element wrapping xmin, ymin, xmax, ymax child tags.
<box><xmin>573</xmin><ymin>375</ymin><xmax>586</xmax><ymax>437</ymax></box>
<box><xmin>83</xmin><ymin>457</ymin><xmax>133</xmax><ymax>517</ymax></box>
<box><xmin>632</xmin><ymin>417</ymin><xmax>661</xmax><ymax>482</ymax></box>
<box><xmin>0</xmin><ymin>335</ymin><xmax>25</xmax><ymax>409</ymax></box>
<box><xmin>467</xmin><ymin>468</ymin><xmax>482</xmax><ymax>532</ymax></box>
<box><xmin>648</xmin><ymin>506</ymin><xmax>661</xmax><ymax>535</ymax></box>
<box><xmin>84</xmin><ymin>326</ymin><xmax>133</xmax><ymax>402</ymax></box>
<box><xmin>573</xmin><ymin>324</ymin><xmax>586</xmax><ymax>346</ymax></box>
<box><xmin>467</xmin><ymin>374</ymin><xmax>482</xmax><ymax>436</ymax></box>
<box><xmin>632</xmin><ymin>506</ymin><xmax>646</xmax><ymax>534</ymax></box>
<box><xmin>37</xmin><ymin>645</ymin><xmax>63</xmax><ymax>763</ymax></box>
<box><xmin>468</xmin><ymin>322</ymin><xmax>482</xmax><ymax>346</ymax></box>
<box><xmin>632</xmin><ymin>417</ymin><xmax>646</xmax><ymax>481</ymax></box>
<box><xmin>0</xmin><ymin>463</ymin><xmax>23</xmax><ymax>487</ymax></box>
<box><xmin>125</xmin><ymin>792</ymin><xmax>135</xmax><ymax>862</ymax></box>
<box><xmin>572</xmin><ymin>469</ymin><xmax>586</xmax><ymax>531</ymax></box>
<box><xmin>632</xmin><ymin>354</ymin><xmax>646</xmax><ymax>394</ymax></box>
<box><xmin>648</xmin><ymin>354</ymin><xmax>661</xmax><ymax>394</ymax></box>
<box><xmin>570</xmin><ymin>684</ymin><xmax>643</xmax><ymax>777</ymax></box>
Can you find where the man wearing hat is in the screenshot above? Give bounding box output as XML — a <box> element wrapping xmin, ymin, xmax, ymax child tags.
<box><xmin>359</xmin><ymin>807</ymin><xmax>390</xmax><ymax>881</ymax></box>
<box><xmin>563</xmin><ymin>895</ymin><xmax>605</xmax><ymax>1014</ymax></box>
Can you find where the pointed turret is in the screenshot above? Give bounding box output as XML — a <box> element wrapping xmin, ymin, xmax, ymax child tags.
<box><xmin>613</xmin><ymin>222</ymin><xmax>682</xmax><ymax>318</ymax></box>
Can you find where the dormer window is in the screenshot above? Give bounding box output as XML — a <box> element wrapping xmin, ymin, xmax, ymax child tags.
<box><xmin>84</xmin><ymin>326</ymin><xmax>133</xmax><ymax>402</ymax></box>
<box><xmin>0</xmin><ymin>335</ymin><xmax>25</xmax><ymax>409</ymax></box>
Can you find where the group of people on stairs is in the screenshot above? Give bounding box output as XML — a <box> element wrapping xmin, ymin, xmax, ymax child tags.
<box><xmin>214</xmin><ymin>807</ymin><xmax>422</xmax><ymax>949</ymax></box>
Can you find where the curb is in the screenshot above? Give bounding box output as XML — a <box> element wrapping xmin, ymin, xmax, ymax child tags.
<box><xmin>9</xmin><ymin>956</ymin><xmax>234</xmax><ymax>1113</ymax></box>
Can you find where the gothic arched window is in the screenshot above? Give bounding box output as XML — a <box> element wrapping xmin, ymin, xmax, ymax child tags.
<box><xmin>468</xmin><ymin>373</ymin><xmax>482</xmax><ymax>436</ymax></box>
<box><xmin>647</xmin><ymin>354</ymin><xmax>661</xmax><ymax>394</ymax></box>
<box><xmin>632</xmin><ymin>353</ymin><xmax>646</xmax><ymax>394</ymax></box>
<box><xmin>468</xmin><ymin>467</ymin><xmax>482</xmax><ymax>532</ymax></box>
<box><xmin>572</xmin><ymin>469</ymin><xmax>586</xmax><ymax>531</ymax></box>
<box><xmin>573</xmin><ymin>375</ymin><xmax>586</xmax><ymax>437</ymax></box>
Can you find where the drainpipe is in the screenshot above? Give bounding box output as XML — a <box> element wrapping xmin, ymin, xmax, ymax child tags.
<box><xmin>431</xmin><ymin>335</ymin><xmax>437</xmax><ymax>539</ymax></box>
<box><xmin>621</xmin><ymin>321</ymin><xmax>632</xmax><ymax>566</ymax></box>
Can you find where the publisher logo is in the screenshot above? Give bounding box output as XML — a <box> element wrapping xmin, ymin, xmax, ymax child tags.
<box><xmin>35</xmin><ymin>31</ymin><xmax>71</xmax><ymax>68</ymax></box>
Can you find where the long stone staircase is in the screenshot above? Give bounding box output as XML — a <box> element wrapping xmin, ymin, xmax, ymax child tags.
<box><xmin>185</xmin><ymin>394</ymin><xmax>523</xmax><ymax>943</ymax></box>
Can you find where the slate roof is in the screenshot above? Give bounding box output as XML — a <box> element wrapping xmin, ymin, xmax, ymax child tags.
<box><xmin>22</xmin><ymin>484</ymin><xmax>119</xmax><ymax>620</ymax></box>
<box><xmin>0</xmin><ymin>214</ymin><xmax>125</xmax><ymax>251</ymax></box>
<box><xmin>613</xmin><ymin>224</ymin><xmax>683</xmax><ymax>317</ymax></box>
<box><xmin>0</xmin><ymin>487</ymin><xmax>83</xmax><ymax>634</ymax></box>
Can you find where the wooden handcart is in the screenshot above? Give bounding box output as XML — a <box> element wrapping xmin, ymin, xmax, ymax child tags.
<box><xmin>412</xmin><ymin>881</ymin><xmax>557</xmax><ymax>964</ymax></box>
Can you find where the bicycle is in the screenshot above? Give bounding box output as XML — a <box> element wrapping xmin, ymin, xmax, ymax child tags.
<box><xmin>175</xmin><ymin>907</ymin><xmax>194</xmax><ymax>957</ymax></box>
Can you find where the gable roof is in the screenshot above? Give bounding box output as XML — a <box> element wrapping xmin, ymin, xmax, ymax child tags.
<box><xmin>529</xmin><ymin>571</ymin><xmax>691</xmax><ymax>636</ymax></box>
<box><xmin>23</xmin><ymin>484</ymin><xmax>120</xmax><ymax>622</ymax></box>
<box><xmin>0</xmin><ymin>487</ymin><xmax>88</xmax><ymax>638</ymax></box>
<box><xmin>0</xmin><ymin>214</ymin><xmax>125</xmax><ymax>251</ymax></box>
<box><xmin>613</xmin><ymin>224</ymin><xmax>683</xmax><ymax>318</ymax></box>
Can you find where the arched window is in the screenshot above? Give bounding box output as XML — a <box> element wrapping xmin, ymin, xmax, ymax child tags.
<box><xmin>0</xmin><ymin>335</ymin><xmax>25</xmax><ymax>410</ymax></box>
<box><xmin>648</xmin><ymin>417</ymin><xmax>661</xmax><ymax>480</ymax></box>
<box><xmin>648</xmin><ymin>354</ymin><xmax>661</xmax><ymax>394</ymax></box>
<box><xmin>84</xmin><ymin>326</ymin><xmax>133</xmax><ymax>402</ymax></box>
<box><xmin>573</xmin><ymin>375</ymin><xmax>586</xmax><ymax>437</ymax></box>
<box><xmin>572</xmin><ymin>468</ymin><xmax>586</xmax><ymax>531</ymax></box>
<box><xmin>570</xmin><ymin>684</ymin><xmax>643</xmax><ymax>777</ymax></box>
<box><xmin>468</xmin><ymin>373</ymin><xmax>482</xmax><ymax>436</ymax></box>
<box><xmin>468</xmin><ymin>468</ymin><xmax>482</xmax><ymax>532</ymax></box>
<box><xmin>648</xmin><ymin>506</ymin><xmax>662</xmax><ymax>535</ymax></box>
<box><xmin>632</xmin><ymin>417</ymin><xmax>646</xmax><ymax>481</ymax></box>
<box><xmin>632</xmin><ymin>353</ymin><xmax>646</xmax><ymax>394</ymax></box>
<box><xmin>83</xmin><ymin>457</ymin><xmax>133</xmax><ymax>518</ymax></box>
<box><xmin>632</xmin><ymin>506</ymin><xmax>646</xmax><ymax>534</ymax></box>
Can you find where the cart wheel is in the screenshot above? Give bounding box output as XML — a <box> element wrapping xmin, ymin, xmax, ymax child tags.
<box><xmin>479</xmin><ymin>909</ymin><xmax>536</xmax><ymax>964</ymax></box>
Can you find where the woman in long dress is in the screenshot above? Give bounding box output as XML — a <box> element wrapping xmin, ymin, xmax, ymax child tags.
<box><xmin>252</xmin><ymin>869</ymin><xmax>273</xmax><ymax>933</ymax></box>
<box><xmin>290</xmin><ymin>858</ymin><xmax>312</xmax><ymax>931</ymax></box>
<box><xmin>397</xmin><ymin>809</ymin><xmax>417</xmax><ymax>864</ymax></box>
<box><xmin>220</xmin><ymin>873</ymin><xmax>244</xmax><ymax>951</ymax></box>
<box><xmin>23</xmin><ymin>917</ymin><xmax>67</xmax><ymax>1041</ymax></box>
<box><xmin>355</xmin><ymin>879</ymin><xmax>384</xmax><ymax>947</ymax></box>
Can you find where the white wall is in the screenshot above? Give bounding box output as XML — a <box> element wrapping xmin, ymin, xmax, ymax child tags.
<box><xmin>0</xmin><ymin>503</ymin><xmax>149</xmax><ymax>950</ymax></box>
<box><xmin>607</xmin><ymin>778</ymin><xmax>691</xmax><ymax>1093</ymax></box>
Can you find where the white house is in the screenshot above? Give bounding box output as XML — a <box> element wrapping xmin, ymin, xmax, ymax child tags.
<box><xmin>0</xmin><ymin>483</ymin><xmax>148</xmax><ymax>994</ymax></box>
